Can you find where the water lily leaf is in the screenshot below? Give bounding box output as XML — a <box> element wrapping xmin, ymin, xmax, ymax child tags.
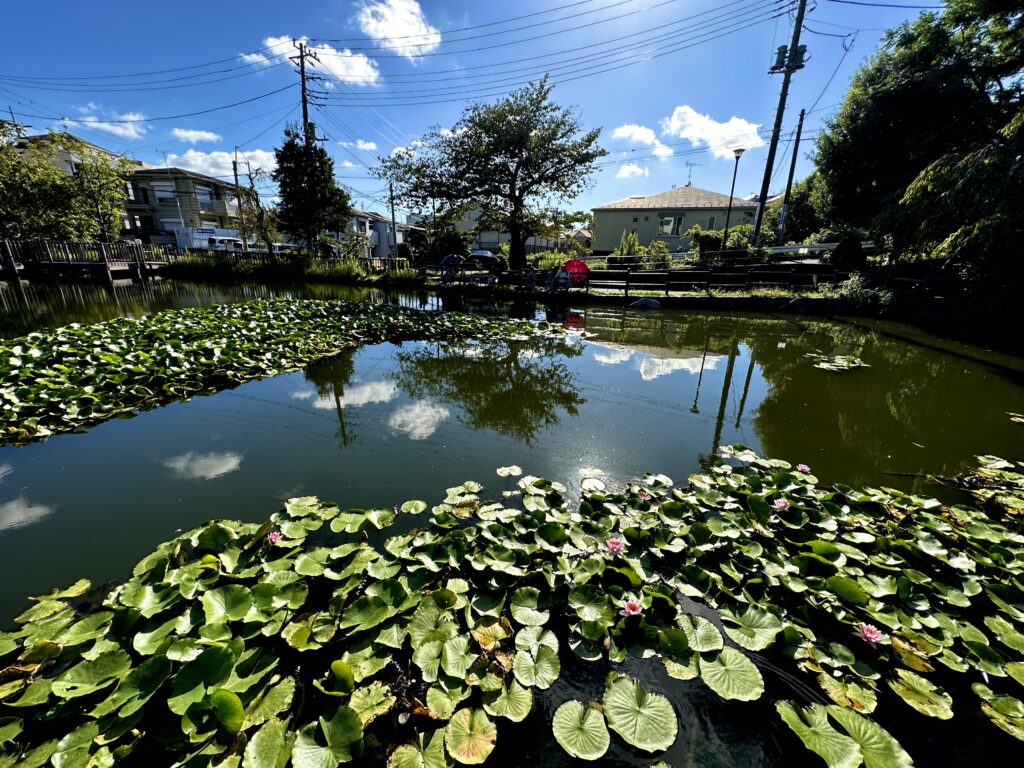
<box><xmin>292</xmin><ymin>706</ymin><xmax>364</xmax><ymax>768</ymax></box>
<box><xmin>51</xmin><ymin>650</ymin><xmax>132</xmax><ymax>700</ymax></box>
<box><xmin>427</xmin><ymin>679</ymin><xmax>470</xmax><ymax>720</ymax></box>
<box><xmin>510</xmin><ymin>587</ymin><xmax>549</xmax><ymax>626</ymax></box>
<box><xmin>441</xmin><ymin>636</ymin><xmax>478</xmax><ymax>679</ymax></box>
<box><xmin>0</xmin><ymin>716</ymin><xmax>22</xmax><ymax>744</ymax></box>
<box><xmin>243</xmin><ymin>718</ymin><xmax>290</xmax><ymax>768</ymax></box>
<box><xmin>168</xmin><ymin>646</ymin><xmax>236</xmax><ymax>715</ymax></box>
<box><xmin>52</xmin><ymin>720</ymin><xmax>98</xmax><ymax>768</ymax></box>
<box><xmin>514</xmin><ymin>626</ymin><xmax>558</xmax><ymax>656</ymax></box>
<box><xmin>552</xmin><ymin>700</ymin><xmax>610</xmax><ymax>761</ymax></box>
<box><xmin>981</xmin><ymin>701</ymin><xmax>1024</xmax><ymax>742</ymax></box>
<box><xmin>470</xmin><ymin>617</ymin><xmax>511</xmax><ymax>652</ymax></box>
<box><xmin>496</xmin><ymin>466</ymin><xmax>522</xmax><ymax>478</ymax></box>
<box><xmin>603</xmin><ymin>675</ymin><xmax>677</xmax><ymax>752</ymax></box>
<box><xmin>444</xmin><ymin>708</ymin><xmax>496</xmax><ymax>765</ymax></box>
<box><xmin>202</xmin><ymin>585</ymin><xmax>253</xmax><ymax>624</ymax></box>
<box><xmin>985</xmin><ymin>615</ymin><xmax>1024</xmax><ymax>653</ymax></box>
<box><xmin>699</xmin><ymin>647</ymin><xmax>764</xmax><ymax>701</ymax></box>
<box><xmin>340</xmin><ymin>596</ymin><xmax>394</xmax><ymax>634</ymax></box>
<box><xmin>243</xmin><ymin>677</ymin><xmax>296</xmax><ymax>730</ymax></box>
<box><xmin>825</xmin><ymin>576</ymin><xmax>871</xmax><ymax>607</ymax></box>
<box><xmin>349</xmin><ymin>682</ymin><xmax>396</xmax><ymax>726</ymax></box>
<box><xmin>410</xmin><ymin>603</ymin><xmax>458</xmax><ymax>650</ymax></box>
<box><xmin>568</xmin><ymin>586</ymin><xmax>614</xmax><ymax>624</ymax></box>
<box><xmin>208</xmin><ymin>688</ymin><xmax>244</xmax><ymax>737</ymax></box>
<box><xmin>512</xmin><ymin>645</ymin><xmax>560</xmax><ymax>689</ymax></box>
<box><xmin>828</xmin><ymin>706</ymin><xmax>913</xmax><ymax>768</ymax></box>
<box><xmin>721</xmin><ymin>604</ymin><xmax>782</xmax><ymax>651</ymax></box>
<box><xmin>817</xmin><ymin>673</ymin><xmax>878</xmax><ymax>714</ymax></box>
<box><xmin>91</xmin><ymin>655</ymin><xmax>172</xmax><ymax>718</ymax></box>
<box><xmin>482</xmin><ymin>679</ymin><xmax>532</xmax><ymax>722</ymax></box>
<box><xmin>776</xmin><ymin>702</ymin><xmax>862</xmax><ymax>768</ymax></box>
<box><xmin>1008</xmin><ymin>662</ymin><xmax>1024</xmax><ymax>688</ymax></box>
<box><xmin>678</xmin><ymin>614</ymin><xmax>723</xmax><ymax>653</ymax></box>
<box><xmin>887</xmin><ymin>669</ymin><xmax>953</xmax><ymax>719</ymax></box>
<box><xmin>62</xmin><ymin>612</ymin><xmax>113</xmax><ymax>647</ymax></box>
<box><xmin>387</xmin><ymin>730</ymin><xmax>448</xmax><ymax>768</ymax></box>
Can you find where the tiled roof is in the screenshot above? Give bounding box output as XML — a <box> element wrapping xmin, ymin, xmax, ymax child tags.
<box><xmin>593</xmin><ymin>185</ymin><xmax>755</xmax><ymax>211</ymax></box>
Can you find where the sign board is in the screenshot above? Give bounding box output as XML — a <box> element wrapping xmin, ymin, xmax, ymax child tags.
<box><xmin>194</xmin><ymin>228</ymin><xmax>216</xmax><ymax>235</ymax></box>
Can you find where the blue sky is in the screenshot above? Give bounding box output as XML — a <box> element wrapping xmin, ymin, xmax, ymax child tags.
<box><xmin>1</xmin><ymin>0</ymin><xmax>933</xmax><ymax>217</ymax></box>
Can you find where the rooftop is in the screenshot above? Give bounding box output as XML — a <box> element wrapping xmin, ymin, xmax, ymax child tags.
<box><xmin>129</xmin><ymin>166</ymin><xmax>235</xmax><ymax>189</ymax></box>
<box><xmin>592</xmin><ymin>185</ymin><xmax>755</xmax><ymax>211</ymax></box>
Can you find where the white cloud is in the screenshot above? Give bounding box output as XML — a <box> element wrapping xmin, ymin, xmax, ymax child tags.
<box><xmin>290</xmin><ymin>390</ymin><xmax>315</xmax><ymax>400</ymax></box>
<box><xmin>612</xmin><ymin>123</ymin><xmax>673</xmax><ymax>160</ymax></box>
<box><xmin>61</xmin><ymin>104</ymin><xmax>148</xmax><ymax>140</ymax></box>
<box><xmin>593</xmin><ymin>348</ymin><xmax>634</xmax><ymax>366</ymax></box>
<box><xmin>313</xmin><ymin>381</ymin><xmax>398</xmax><ymax>409</ymax></box>
<box><xmin>0</xmin><ymin>464</ymin><xmax>11</xmax><ymax>484</ymax></box>
<box><xmin>660</xmin><ymin>106</ymin><xmax>765</xmax><ymax>159</ymax></box>
<box><xmin>259</xmin><ymin>35</ymin><xmax>380</xmax><ymax>85</ymax></box>
<box><xmin>0</xmin><ymin>496</ymin><xmax>54</xmax><ymax>532</ymax></box>
<box><xmin>172</xmin><ymin>128</ymin><xmax>222</xmax><ymax>144</ymax></box>
<box><xmin>388</xmin><ymin>401</ymin><xmax>449</xmax><ymax>440</ymax></box>
<box><xmin>358</xmin><ymin>0</ymin><xmax>441</xmax><ymax>60</ymax></box>
<box><xmin>240</xmin><ymin>51</ymin><xmax>273</xmax><ymax>66</ymax></box>
<box><xmin>164</xmin><ymin>451</ymin><xmax>243</xmax><ymax>480</ymax></box>
<box><xmin>636</xmin><ymin>354</ymin><xmax>723</xmax><ymax>381</ymax></box>
<box><xmin>166</xmin><ymin>149</ymin><xmax>277</xmax><ymax>178</ymax></box>
<box><xmin>356</xmin><ymin>139</ymin><xmax>377</xmax><ymax>152</ymax></box>
<box><xmin>615</xmin><ymin>163</ymin><xmax>649</xmax><ymax>179</ymax></box>
<box><xmin>341</xmin><ymin>160</ymin><xmax>356</xmax><ymax>168</ymax></box>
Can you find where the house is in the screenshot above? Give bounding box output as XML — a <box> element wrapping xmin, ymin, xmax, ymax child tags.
<box><xmin>591</xmin><ymin>184</ymin><xmax>757</xmax><ymax>254</ymax></box>
<box><xmin>122</xmin><ymin>167</ymin><xmax>240</xmax><ymax>245</ymax></box>
<box><xmin>14</xmin><ymin>132</ymin><xmax>132</xmax><ymax>176</ymax></box>
<box><xmin>343</xmin><ymin>210</ymin><xmax>412</xmax><ymax>262</ymax></box>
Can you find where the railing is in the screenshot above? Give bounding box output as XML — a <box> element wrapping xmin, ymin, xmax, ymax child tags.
<box><xmin>2</xmin><ymin>240</ymin><xmax>175</xmax><ymax>268</ymax></box>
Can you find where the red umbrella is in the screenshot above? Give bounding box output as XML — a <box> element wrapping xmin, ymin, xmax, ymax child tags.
<box><xmin>564</xmin><ymin>259</ymin><xmax>589</xmax><ymax>285</ymax></box>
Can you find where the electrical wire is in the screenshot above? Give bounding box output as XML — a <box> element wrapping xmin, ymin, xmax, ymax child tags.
<box><xmin>823</xmin><ymin>0</ymin><xmax>941</xmax><ymax>7</ymax></box>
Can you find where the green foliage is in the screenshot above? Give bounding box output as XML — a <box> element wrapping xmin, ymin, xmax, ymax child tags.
<box><xmin>273</xmin><ymin>124</ymin><xmax>354</xmax><ymax>253</ymax></box>
<box><xmin>0</xmin><ymin>299</ymin><xmax>565</xmax><ymax>444</ymax></box>
<box><xmin>377</xmin><ymin>77</ymin><xmax>606</xmax><ymax>268</ymax></box>
<box><xmin>528</xmin><ymin>250</ymin><xmax>567</xmax><ymax>270</ymax></box>
<box><xmin>4</xmin><ymin>448</ymin><xmax>1023</xmax><ymax>765</ymax></box>
<box><xmin>815</xmin><ymin>1</ymin><xmax>1023</xmax><ymax>266</ymax></box>
<box><xmin>338</xmin><ymin>230</ymin><xmax>372</xmax><ymax>262</ymax></box>
<box><xmin>0</xmin><ymin>129</ymin><xmax>135</xmax><ymax>241</ymax></box>
<box><xmin>821</xmin><ymin>273</ymin><xmax>894</xmax><ymax>313</ymax></box>
<box><xmin>406</xmin><ymin>215</ymin><xmax>472</xmax><ymax>263</ymax></box>
<box><xmin>763</xmin><ymin>172</ymin><xmax>831</xmax><ymax>244</ymax></box>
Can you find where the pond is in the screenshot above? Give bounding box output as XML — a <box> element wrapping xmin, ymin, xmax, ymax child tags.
<box><xmin>1</xmin><ymin>283</ymin><xmax>1022</xmax><ymax>766</ymax></box>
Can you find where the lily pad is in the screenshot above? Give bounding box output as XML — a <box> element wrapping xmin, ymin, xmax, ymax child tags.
<box><xmin>887</xmin><ymin>669</ymin><xmax>954</xmax><ymax>720</ymax></box>
<box><xmin>510</xmin><ymin>587</ymin><xmax>549</xmax><ymax>626</ymax></box>
<box><xmin>699</xmin><ymin>647</ymin><xmax>764</xmax><ymax>701</ymax></box>
<box><xmin>292</xmin><ymin>706</ymin><xmax>364</xmax><ymax>768</ymax></box>
<box><xmin>776</xmin><ymin>701</ymin><xmax>862</xmax><ymax>768</ymax></box>
<box><xmin>444</xmin><ymin>708</ymin><xmax>497</xmax><ymax>765</ymax></box>
<box><xmin>552</xmin><ymin>700</ymin><xmax>610</xmax><ymax>761</ymax></box>
<box><xmin>512</xmin><ymin>645</ymin><xmax>560</xmax><ymax>690</ymax></box>
<box><xmin>482</xmin><ymin>679</ymin><xmax>533</xmax><ymax>722</ymax></box>
<box><xmin>603</xmin><ymin>675</ymin><xmax>677</xmax><ymax>753</ymax></box>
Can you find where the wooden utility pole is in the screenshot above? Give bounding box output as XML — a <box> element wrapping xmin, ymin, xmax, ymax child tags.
<box><xmin>388</xmin><ymin>182</ymin><xmax>398</xmax><ymax>267</ymax></box>
<box><xmin>232</xmin><ymin>148</ymin><xmax>248</xmax><ymax>252</ymax></box>
<box><xmin>753</xmin><ymin>0</ymin><xmax>809</xmax><ymax>244</ymax></box>
<box><xmin>290</xmin><ymin>42</ymin><xmax>318</xmax><ymax>147</ymax></box>
<box><xmin>778</xmin><ymin>108</ymin><xmax>806</xmax><ymax>242</ymax></box>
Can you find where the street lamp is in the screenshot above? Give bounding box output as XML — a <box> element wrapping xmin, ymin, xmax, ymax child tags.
<box><xmin>720</xmin><ymin>147</ymin><xmax>745</xmax><ymax>250</ymax></box>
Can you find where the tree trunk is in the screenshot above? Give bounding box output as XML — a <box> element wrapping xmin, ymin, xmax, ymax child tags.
<box><xmin>508</xmin><ymin>214</ymin><xmax>527</xmax><ymax>270</ymax></box>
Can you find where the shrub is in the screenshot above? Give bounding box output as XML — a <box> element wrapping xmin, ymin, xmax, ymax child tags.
<box><xmin>821</xmin><ymin>272</ymin><xmax>893</xmax><ymax>313</ymax></box>
<box><xmin>647</xmin><ymin>240</ymin><xmax>671</xmax><ymax>269</ymax></box>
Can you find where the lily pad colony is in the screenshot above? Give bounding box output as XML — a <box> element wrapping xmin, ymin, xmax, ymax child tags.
<box><xmin>0</xmin><ymin>299</ymin><xmax>564</xmax><ymax>444</ymax></box>
<box><xmin>2</xmin><ymin>449</ymin><xmax>1023</xmax><ymax>767</ymax></box>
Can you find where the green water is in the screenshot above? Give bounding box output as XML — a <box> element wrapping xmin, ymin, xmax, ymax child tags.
<box><xmin>0</xmin><ymin>282</ymin><xmax>1021</xmax><ymax>766</ymax></box>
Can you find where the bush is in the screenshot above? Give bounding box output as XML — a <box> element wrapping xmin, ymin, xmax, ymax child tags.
<box><xmin>646</xmin><ymin>240</ymin><xmax>671</xmax><ymax>269</ymax></box>
<box><xmin>821</xmin><ymin>272</ymin><xmax>893</xmax><ymax>312</ymax></box>
<box><xmin>529</xmin><ymin>250</ymin><xmax>566</xmax><ymax>270</ymax></box>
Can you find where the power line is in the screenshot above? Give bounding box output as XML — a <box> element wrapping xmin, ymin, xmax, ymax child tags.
<box><xmin>808</xmin><ymin>32</ymin><xmax>856</xmax><ymax>113</ymax></box>
<box><xmin>12</xmin><ymin>84</ymin><xmax>296</xmax><ymax>124</ymax></box>
<box><xmin>823</xmin><ymin>0</ymin><xmax>942</xmax><ymax>7</ymax></box>
<box><xmin>0</xmin><ymin>62</ymin><xmax>290</xmax><ymax>94</ymax></box>
<box><xmin>314</xmin><ymin>4</ymin><xmax>792</xmax><ymax>107</ymax></box>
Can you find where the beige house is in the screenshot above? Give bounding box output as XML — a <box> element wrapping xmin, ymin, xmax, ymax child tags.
<box><xmin>591</xmin><ymin>185</ymin><xmax>757</xmax><ymax>254</ymax></box>
<box><xmin>123</xmin><ymin>167</ymin><xmax>240</xmax><ymax>245</ymax></box>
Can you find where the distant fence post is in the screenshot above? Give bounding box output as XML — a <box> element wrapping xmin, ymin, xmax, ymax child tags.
<box><xmin>98</xmin><ymin>242</ymin><xmax>114</xmax><ymax>287</ymax></box>
<box><xmin>2</xmin><ymin>240</ymin><xmax>29</xmax><ymax>306</ymax></box>
<box><xmin>624</xmin><ymin>268</ymin><xmax>630</xmax><ymax>299</ymax></box>
<box><xmin>133</xmin><ymin>243</ymin><xmax>149</xmax><ymax>282</ymax></box>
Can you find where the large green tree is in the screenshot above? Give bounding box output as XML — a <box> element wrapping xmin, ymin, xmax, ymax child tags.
<box><xmin>814</xmin><ymin>0</ymin><xmax>1021</xmax><ymax>257</ymax></box>
<box><xmin>0</xmin><ymin>127</ymin><xmax>133</xmax><ymax>241</ymax></box>
<box><xmin>377</xmin><ymin>78</ymin><xmax>606</xmax><ymax>269</ymax></box>
<box><xmin>272</xmin><ymin>124</ymin><xmax>353</xmax><ymax>253</ymax></box>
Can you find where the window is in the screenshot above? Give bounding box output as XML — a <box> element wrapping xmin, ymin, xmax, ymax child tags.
<box><xmin>707</xmin><ymin>215</ymin><xmax>717</xmax><ymax>229</ymax></box>
<box><xmin>125</xmin><ymin>182</ymin><xmax>135</xmax><ymax>201</ymax></box>
<box><xmin>632</xmin><ymin>216</ymin><xmax>638</xmax><ymax>223</ymax></box>
<box><xmin>659</xmin><ymin>216</ymin><xmax>676</xmax><ymax>235</ymax></box>
<box><xmin>160</xmin><ymin>218</ymin><xmax>184</xmax><ymax>231</ymax></box>
<box><xmin>644</xmin><ymin>216</ymin><xmax>649</xmax><ymax>221</ymax></box>
<box><xmin>152</xmin><ymin>181</ymin><xmax>177</xmax><ymax>203</ymax></box>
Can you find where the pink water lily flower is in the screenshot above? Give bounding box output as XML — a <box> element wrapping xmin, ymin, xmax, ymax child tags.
<box><xmin>619</xmin><ymin>598</ymin><xmax>643</xmax><ymax>617</ymax></box>
<box><xmin>797</xmin><ymin>464</ymin><xmax>811</xmax><ymax>473</ymax></box>
<box><xmin>267</xmin><ymin>530</ymin><xmax>283</xmax><ymax>544</ymax></box>
<box><xmin>773</xmin><ymin>498</ymin><xmax>791</xmax><ymax>511</ymax></box>
<box><xmin>859</xmin><ymin>623</ymin><xmax>884</xmax><ymax>644</ymax></box>
<box><xmin>606</xmin><ymin>536</ymin><xmax>627</xmax><ymax>555</ymax></box>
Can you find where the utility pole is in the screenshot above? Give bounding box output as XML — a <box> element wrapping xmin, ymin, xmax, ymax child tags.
<box><xmin>684</xmin><ymin>161</ymin><xmax>700</xmax><ymax>186</ymax></box>
<box><xmin>388</xmin><ymin>182</ymin><xmax>398</xmax><ymax>268</ymax></box>
<box><xmin>290</xmin><ymin>41</ymin><xmax>318</xmax><ymax>147</ymax></box>
<box><xmin>778</xmin><ymin>108</ymin><xmax>806</xmax><ymax>243</ymax></box>
<box><xmin>232</xmin><ymin>147</ymin><xmax>248</xmax><ymax>252</ymax></box>
<box><xmin>753</xmin><ymin>0</ymin><xmax>809</xmax><ymax>244</ymax></box>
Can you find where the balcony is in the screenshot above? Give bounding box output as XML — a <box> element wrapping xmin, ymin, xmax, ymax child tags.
<box><xmin>198</xmin><ymin>198</ymin><xmax>215</xmax><ymax>213</ymax></box>
<box><xmin>213</xmin><ymin>199</ymin><xmax>239</xmax><ymax>216</ymax></box>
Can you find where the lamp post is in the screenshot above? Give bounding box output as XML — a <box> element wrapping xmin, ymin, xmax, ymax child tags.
<box><xmin>720</xmin><ymin>147</ymin><xmax>745</xmax><ymax>250</ymax></box>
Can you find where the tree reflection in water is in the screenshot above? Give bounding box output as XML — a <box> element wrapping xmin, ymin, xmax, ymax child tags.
<box><xmin>390</xmin><ymin>337</ymin><xmax>586</xmax><ymax>444</ymax></box>
<box><xmin>303</xmin><ymin>350</ymin><xmax>357</xmax><ymax>447</ymax></box>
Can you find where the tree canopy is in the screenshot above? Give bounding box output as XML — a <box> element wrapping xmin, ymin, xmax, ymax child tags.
<box><xmin>377</xmin><ymin>78</ymin><xmax>606</xmax><ymax>268</ymax></box>
<box><xmin>273</xmin><ymin>124</ymin><xmax>353</xmax><ymax>253</ymax></box>
<box><xmin>814</xmin><ymin>0</ymin><xmax>1022</xmax><ymax>264</ymax></box>
<box><xmin>0</xmin><ymin>127</ymin><xmax>135</xmax><ymax>241</ymax></box>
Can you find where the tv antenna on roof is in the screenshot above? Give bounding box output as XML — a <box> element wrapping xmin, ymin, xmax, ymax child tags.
<box><xmin>684</xmin><ymin>161</ymin><xmax>700</xmax><ymax>186</ymax></box>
